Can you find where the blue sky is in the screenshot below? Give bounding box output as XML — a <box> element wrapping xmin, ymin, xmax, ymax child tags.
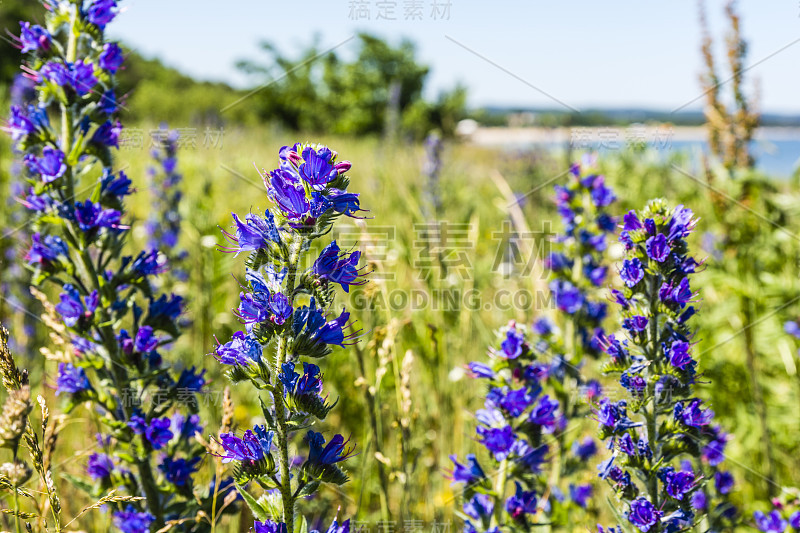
<box><xmin>109</xmin><ymin>0</ymin><xmax>800</xmax><ymax>113</ymax></box>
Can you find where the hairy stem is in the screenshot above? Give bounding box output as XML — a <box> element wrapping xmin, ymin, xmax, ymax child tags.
<box><xmin>490</xmin><ymin>458</ymin><xmax>509</xmax><ymax>529</ymax></box>
<box><xmin>274</xmin><ymin>239</ymin><xmax>301</xmax><ymax>532</ymax></box>
<box><xmin>646</xmin><ymin>277</ymin><xmax>660</xmax><ymax>532</ymax></box>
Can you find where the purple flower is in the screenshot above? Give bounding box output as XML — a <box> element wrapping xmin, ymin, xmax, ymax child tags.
<box><xmin>41</xmin><ymin>62</ymin><xmax>71</xmax><ymax>86</ymax></box>
<box><xmin>254</xmin><ymin>521</ymin><xmax>289</xmax><ymax>533</ymax></box>
<box><xmin>702</xmin><ymin>435</ymin><xmax>726</xmax><ymax>466</ymax></box>
<box><xmin>476</xmin><ymin>425</ymin><xmax>515</xmax><ymax>460</ymax></box>
<box><xmin>623</xmin><ymin>210</ymin><xmax>643</xmax><ymax>231</ymax></box>
<box><xmin>622</xmin><ymin>316</ymin><xmax>648</xmax><ymax>332</ymax></box>
<box><xmin>674</xmin><ymin>400</ymin><xmax>714</xmax><ymax>427</ymax></box>
<box><xmin>171</xmin><ymin>413</ymin><xmax>203</xmax><ymax>440</ymax></box>
<box><xmin>215</xmin><ymin>427</ymin><xmax>273</xmax><ymax>464</ymax></box>
<box><xmin>215</xmin><ymin>331</ymin><xmax>262</xmax><ymax>366</ymax></box>
<box><xmin>221</xmin><ymin>212</ymin><xmax>279</xmax><ymax>256</ymax></box>
<box><xmin>532</xmin><ymin>317</ymin><xmax>553</xmax><ymax>336</ymax></box>
<box><xmin>666</xmin><ymin>341</ymin><xmax>693</xmax><ymax>369</ymax></box>
<box><xmin>5</xmin><ymin>105</ymin><xmax>36</xmax><ymax>141</ymax></box>
<box><xmin>113</xmin><ymin>506</ymin><xmax>153</xmax><ymax>533</ymax></box>
<box><xmin>789</xmin><ymin>512</ymin><xmax>800</xmax><ymax>530</ymax></box>
<box><xmin>73</xmin><ymin>200</ymin><xmax>122</xmax><ymax>231</ymax></box>
<box><xmin>279</xmin><ymin>362</ymin><xmax>324</xmax><ymax>398</ymax></box>
<box><xmin>785</xmin><ymin>321</ymin><xmax>800</xmax><ymax>339</ymax></box>
<box><xmin>754</xmin><ymin>510</ymin><xmax>788</xmax><ymax>533</ymax></box>
<box><xmin>147</xmin><ymin>293</ymin><xmax>183</xmax><ymax>323</ymax></box>
<box><xmin>506</xmin><ymin>482</ymin><xmax>538</xmax><ymax>519</ymax></box>
<box><xmin>550</xmin><ymin>279</ymin><xmax>583</xmax><ymax>314</ymax></box>
<box><xmin>664</xmin><ymin>469</ymin><xmax>695</xmax><ymax>500</ymax></box>
<box><xmin>313</xmin><ymin>241</ymin><xmax>365</xmax><ymax>293</ymax></box>
<box><xmin>92</xmin><ymin>120</ymin><xmax>122</xmax><ymax>147</ymax></box>
<box><xmin>86</xmin><ymin>0</ymin><xmax>118</xmax><ymax>27</ymax></box>
<box><xmin>99</xmin><ymin>89</ymin><xmax>118</xmax><ymax>114</ymax></box>
<box><xmin>299</xmin><ymin>146</ymin><xmax>339</xmax><ymax>189</ymax></box>
<box><xmin>69</xmin><ymin>60</ymin><xmax>98</xmax><ymax>96</ymax></box>
<box><xmin>322</xmin><ymin>518</ymin><xmax>351</xmax><ymax>533</ymax></box>
<box><xmin>628</xmin><ymin>498</ymin><xmax>661</xmax><ymax>532</ymax></box>
<box><xmin>18</xmin><ymin>22</ymin><xmax>51</xmax><ymax>53</ymax></box>
<box><xmin>305</xmin><ymin>431</ymin><xmax>356</xmax><ymax>465</ymax></box>
<box><xmin>499</xmin><ymin>325</ymin><xmax>525</xmax><ymax>358</ymax></box>
<box><xmin>545</xmin><ymin>252</ymin><xmax>572</xmax><ymax>272</ymax></box>
<box><xmin>55</xmin><ymin>285</ymin><xmax>97</xmax><ymax>326</ymax></box>
<box><xmin>176</xmin><ymin>367</ymin><xmax>206</xmax><ymax>392</ymax></box>
<box><xmin>86</xmin><ymin>452</ymin><xmax>113</xmax><ymax>479</ymax></box>
<box><xmin>690</xmin><ymin>490</ymin><xmax>707</xmax><ymax>511</ymax></box>
<box><xmin>268</xmin><ymin>292</ymin><xmax>292</xmax><ymax>325</ymax></box>
<box><xmin>25</xmin><ymin>146</ymin><xmax>66</xmax><ymax>183</ymax></box>
<box><xmin>620</xmin><ymin>258</ymin><xmax>644</xmax><ymax>287</ymax></box>
<box><xmin>127</xmin><ymin>413</ymin><xmax>147</xmax><ymax>435</ymax></box>
<box><xmin>313</xmin><ymin>309</ymin><xmax>353</xmax><ymax>347</ymax></box>
<box><xmin>671</xmin><ymin>278</ymin><xmax>693</xmax><ymax>307</ymax></box>
<box><xmin>159</xmin><ymin>456</ymin><xmax>200</xmax><ymax>486</ymax></box>
<box><xmin>714</xmin><ymin>470</ymin><xmax>734</xmax><ymax>494</ymax></box>
<box><xmin>467</xmin><ymin>362</ymin><xmax>495</xmax><ymax>379</ymax></box>
<box><xmin>645</xmin><ymin>234</ymin><xmax>670</xmax><ymax>262</ymax></box>
<box><xmin>572</xmin><ymin>437</ymin><xmax>597</xmax><ymax>461</ymax></box>
<box><xmin>145</xmin><ymin>417</ymin><xmax>174</xmax><ymax>450</ymax></box>
<box><xmin>99</xmin><ymin>43</ymin><xmax>124</xmax><ymax>72</ymax></box>
<box><xmin>464</xmin><ymin>493</ymin><xmax>494</xmax><ymax>520</ymax></box>
<box><xmin>449</xmin><ymin>454</ymin><xmax>485</xmax><ymax>485</ymax></box>
<box><xmin>570</xmin><ymin>483</ymin><xmax>592</xmax><ymax>508</ymax></box>
<box><xmin>268</xmin><ymin>168</ymin><xmax>312</xmax><ymax>221</ymax></box>
<box><xmin>668</xmin><ymin>205</ymin><xmax>695</xmax><ymax>241</ymax></box>
<box><xmin>529</xmin><ymin>395</ymin><xmax>559</xmax><ymax>430</ymax></box>
<box><xmin>26</xmin><ymin>233</ymin><xmax>68</xmax><ymax>265</ymax></box>
<box><xmin>513</xmin><ymin>440</ymin><xmax>549</xmax><ymax>473</ymax></box>
<box><xmin>131</xmin><ymin>250</ymin><xmax>168</xmax><ymax>276</ymax></box>
<box><xmin>590</xmin><ymin>178</ymin><xmax>615</xmax><ymax>207</ymax></box>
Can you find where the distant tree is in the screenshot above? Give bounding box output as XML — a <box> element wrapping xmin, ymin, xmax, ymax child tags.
<box><xmin>237</xmin><ymin>33</ymin><xmax>466</xmax><ymax>138</ymax></box>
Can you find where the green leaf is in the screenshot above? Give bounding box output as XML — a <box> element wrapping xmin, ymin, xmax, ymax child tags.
<box><xmin>61</xmin><ymin>473</ymin><xmax>95</xmax><ymax>496</ymax></box>
<box><xmin>234</xmin><ymin>483</ymin><xmax>270</xmax><ymax>522</ymax></box>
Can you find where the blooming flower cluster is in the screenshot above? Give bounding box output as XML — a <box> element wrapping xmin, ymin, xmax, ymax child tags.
<box><xmin>596</xmin><ymin>200</ymin><xmax>738</xmax><ymax>533</ymax></box>
<box><xmin>145</xmin><ymin>126</ymin><xmax>188</xmax><ymax>282</ymax></box>
<box><xmin>450</xmin><ymin>161</ymin><xmax>614</xmax><ymax>530</ymax></box>
<box><xmin>4</xmin><ymin>1</ymin><xmax>235</xmax><ymax>531</ymax></box>
<box><xmin>450</xmin><ymin>322</ymin><xmax>562</xmax><ymax>531</ymax></box>
<box><xmin>546</xmin><ymin>156</ymin><xmax>617</xmax><ymax>359</ymax></box>
<box><xmin>213</xmin><ymin>143</ymin><xmax>365</xmax><ymax>533</ymax></box>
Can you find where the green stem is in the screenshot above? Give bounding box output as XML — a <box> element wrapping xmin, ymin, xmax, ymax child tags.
<box><xmin>13</xmin><ymin>480</ymin><xmax>21</xmax><ymax>533</ymax></box>
<box><xmin>274</xmin><ymin>239</ymin><xmax>301</xmax><ymax>532</ymax></box>
<box><xmin>646</xmin><ymin>277</ymin><xmax>660</xmax><ymax>533</ymax></box>
<box><xmin>490</xmin><ymin>458</ymin><xmax>509</xmax><ymax>529</ymax></box>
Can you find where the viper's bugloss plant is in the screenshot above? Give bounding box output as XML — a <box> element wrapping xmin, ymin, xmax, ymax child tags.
<box><xmin>546</xmin><ymin>156</ymin><xmax>617</xmax><ymax>359</ymax></box>
<box><xmin>4</xmin><ymin>1</ymin><xmax>235</xmax><ymax>531</ymax></box>
<box><xmin>213</xmin><ymin>142</ymin><xmax>365</xmax><ymax>533</ymax></box>
<box><xmin>596</xmin><ymin>200</ymin><xmax>738</xmax><ymax>533</ymax></box>
<box><xmin>449</xmin><ymin>322</ymin><xmax>560</xmax><ymax>531</ymax></box>
<box><xmin>145</xmin><ymin>126</ymin><xmax>187</xmax><ymax>283</ymax></box>
<box><xmin>449</xmin><ymin>159</ymin><xmax>614</xmax><ymax>531</ymax></box>
<box><xmin>422</xmin><ymin>131</ymin><xmax>443</xmax><ymax>219</ymax></box>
